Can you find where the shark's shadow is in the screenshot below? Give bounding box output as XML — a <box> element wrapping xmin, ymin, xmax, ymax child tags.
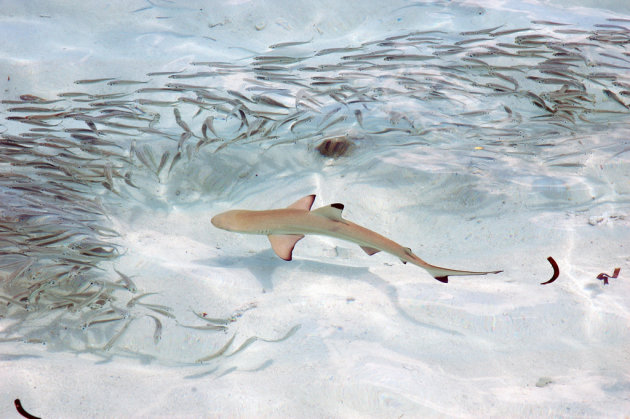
<box><xmin>196</xmin><ymin>248</ymin><xmax>282</xmax><ymax>291</ymax></box>
<box><xmin>198</xmin><ymin>249</ymin><xmax>463</xmax><ymax>336</ymax></box>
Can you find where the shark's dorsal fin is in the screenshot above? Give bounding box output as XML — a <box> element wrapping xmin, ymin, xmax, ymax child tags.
<box><xmin>287</xmin><ymin>194</ymin><xmax>316</xmax><ymax>211</ymax></box>
<box><xmin>311</xmin><ymin>203</ymin><xmax>344</xmax><ymax>221</ymax></box>
<box><xmin>268</xmin><ymin>234</ymin><xmax>305</xmax><ymax>261</ymax></box>
<box><xmin>360</xmin><ymin>246</ymin><xmax>381</xmax><ymax>256</ymax></box>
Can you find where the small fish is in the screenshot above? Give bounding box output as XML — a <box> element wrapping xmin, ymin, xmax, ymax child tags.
<box><xmin>461</xmin><ymin>25</ymin><xmax>504</xmax><ymax>36</ymax></box>
<box><xmin>146</xmin><ymin>70</ymin><xmax>185</xmax><ymax>76</ymax></box>
<box><xmin>8</xmin><ymin>106</ymin><xmax>65</xmax><ymax>113</ymax></box>
<box><xmin>147</xmin><ymin>315</ymin><xmax>162</xmax><ymax>344</ymax></box>
<box><xmin>315</xmin><ymin>47</ymin><xmax>362</xmax><ymax>56</ymax></box>
<box><xmin>135</xmin><ymin>146</ymin><xmax>155</xmax><ymax>172</ymax></box>
<box><xmin>490</xmin><ymin>71</ymin><xmax>519</xmax><ymax>89</ymax></box>
<box><xmin>252</xmin><ymin>94</ymin><xmax>289</xmax><ymax>109</ymax></box>
<box><xmin>113</xmin><ymin>268</ymin><xmax>137</xmax><ymax>293</ymax></box>
<box><xmin>85</xmin><ymin>119</ymin><xmax>98</xmax><ymax>132</ymax></box>
<box><xmin>384</xmin><ymin>54</ymin><xmax>434</xmax><ymax>61</ymax></box>
<box><xmin>107</xmin><ymin>80</ymin><xmax>149</xmax><ymax>86</ymax></box>
<box><xmin>104</xmin><ymin>163</ymin><xmax>114</xmax><ymax>186</ymax></box>
<box><xmin>289</xmin><ymin>116</ymin><xmax>314</xmax><ymax>132</ymax></box>
<box><xmin>201</xmin><ymin>116</ymin><xmax>217</xmax><ymax>140</ymax></box>
<box><xmin>75</xmin><ymin>78</ymin><xmax>116</xmax><ymax>84</ymax></box>
<box><xmin>603</xmin><ymin>89</ymin><xmax>629</xmax><ymax>109</ymax></box>
<box><xmin>490</xmin><ymin>28</ymin><xmax>531</xmax><ymax>37</ymax></box>
<box><xmin>269</xmin><ymin>39</ymin><xmax>312</xmax><ymax>49</ymax></box>
<box><xmin>177</xmin><ymin>131</ymin><xmax>191</xmax><ymax>151</ymax></box>
<box><xmin>179</xmin><ymin>324</ymin><xmax>228</xmax><ymax>332</ymax></box>
<box><xmin>226</xmin><ymin>324</ymin><xmax>301</xmax><ymax>357</ymax></box>
<box><xmin>103</xmin><ymin>318</ymin><xmax>133</xmax><ymax>351</ymax></box>
<box><xmin>354</xmin><ymin>109</ymin><xmax>363</xmax><ymax>128</ymax></box>
<box><xmin>173</xmin><ymin>108</ymin><xmax>191</xmax><ymax>132</ymax></box>
<box><xmin>196</xmin><ymin>334</ymin><xmax>236</xmax><ymax>362</ymax></box>
<box><xmin>126</xmin><ymin>292</ymin><xmax>159</xmax><ymax>308</ymax></box>
<box><xmin>156</xmin><ymin>151</ymin><xmax>171</xmax><ymax>176</ymax></box>
<box><xmin>191</xmin><ymin>310</ymin><xmax>232</xmax><ymax>325</ymax></box>
<box><xmin>19</xmin><ymin>94</ymin><xmax>49</xmax><ymax>102</ymax></box>
<box><xmin>455</xmin><ymin>38</ymin><xmax>490</xmax><ymax>46</ymax></box>
<box><xmin>532</xmin><ymin>20</ymin><xmax>569</xmax><ymax>26</ymax></box>
<box><xmin>86</xmin><ymin>315</ymin><xmax>127</xmax><ymax>327</ymax></box>
<box><xmin>168</xmin><ymin>151</ymin><xmax>182</xmax><ymax>174</ymax></box>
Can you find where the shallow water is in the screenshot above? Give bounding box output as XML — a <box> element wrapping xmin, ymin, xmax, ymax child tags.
<box><xmin>1</xmin><ymin>0</ymin><xmax>630</xmax><ymax>417</ymax></box>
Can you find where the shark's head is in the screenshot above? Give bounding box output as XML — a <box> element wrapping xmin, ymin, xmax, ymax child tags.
<box><xmin>211</xmin><ymin>210</ymin><xmax>245</xmax><ymax>232</ymax></box>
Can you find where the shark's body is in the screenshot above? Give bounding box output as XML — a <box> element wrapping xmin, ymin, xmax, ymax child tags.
<box><xmin>211</xmin><ymin>194</ymin><xmax>501</xmax><ymax>283</ymax></box>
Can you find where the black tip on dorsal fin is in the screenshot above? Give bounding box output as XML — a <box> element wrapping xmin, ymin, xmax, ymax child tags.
<box><xmin>311</xmin><ymin>203</ymin><xmax>344</xmax><ymax>221</ymax></box>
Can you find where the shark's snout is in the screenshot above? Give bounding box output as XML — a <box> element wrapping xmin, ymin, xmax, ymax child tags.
<box><xmin>211</xmin><ymin>213</ymin><xmax>228</xmax><ymax>230</ymax></box>
<box><xmin>211</xmin><ymin>210</ymin><xmax>240</xmax><ymax>231</ymax></box>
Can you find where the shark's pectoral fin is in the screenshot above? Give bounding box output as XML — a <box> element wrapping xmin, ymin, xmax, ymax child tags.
<box><xmin>311</xmin><ymin>203</ymin><xmax>344</xmax><ymax>221</ymax></box>
<box><xmin>360</xmin><ymin>246</ymin><xmax>380</xmax><ymax>256</ymax></box>
<box><xmin>287</xmin><ymin>194</ymin><xmax>316</xmax><ymax>211</ymax></box>
<box><xmin>268</xmin><ymin>234</ymin><xmax>305</xmax><ymax>261</ymax></box>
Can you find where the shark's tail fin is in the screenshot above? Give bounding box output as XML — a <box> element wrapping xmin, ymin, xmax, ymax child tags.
<box><xmin>424</xmin><ymin>265</ymin><xmax>503</xmax><ymax>283</ymax></box>
<box><xmin>403</xmin><ymin>247</ymin><xmax>502</xmax><ymax>283</ymax></box>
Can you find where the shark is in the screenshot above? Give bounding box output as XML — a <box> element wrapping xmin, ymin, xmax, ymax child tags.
<box><xmin>211</xmin><ymin>194</ymin><xmax>502</xmax><ymax>283</ymax></box>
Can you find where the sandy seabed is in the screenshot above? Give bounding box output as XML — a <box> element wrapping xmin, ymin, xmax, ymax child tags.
<box><xmin>1</xmin><ymin>0</ymin><xmax>630</xmax><ymax>417</ymax></box>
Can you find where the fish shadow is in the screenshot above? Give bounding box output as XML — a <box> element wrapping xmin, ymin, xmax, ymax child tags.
<box><xmin>195</xmin><ymin>249</ymin><xmax>280</xmax><ymax>291</ymax></box>
<box><xmin>294</xmin><ymin>258</ymin><xmax>463</xmax><ymax>336</ymax></box>
<box><xmin>200</xmin><ymin>250</ymin><xmax>462</xmax><ymax>336</ymax></box>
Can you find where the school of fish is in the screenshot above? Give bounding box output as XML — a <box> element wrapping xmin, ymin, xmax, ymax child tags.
<box><xmin>1</xmin><ymin>19</ymin><xmax>630</xmax><ymax>360</ymax></box>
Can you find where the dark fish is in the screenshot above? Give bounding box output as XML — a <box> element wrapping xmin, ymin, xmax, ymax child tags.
<box><xmin>603</xmin><ymin>89</ymin><xmax>629</xmax><ymax>109</ymax></box>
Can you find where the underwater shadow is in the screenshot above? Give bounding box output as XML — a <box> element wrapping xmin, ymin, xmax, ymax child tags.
<box><xmin>294</xmin><ymin>259</ymin><xmax>464</xmax><ymax>336</ymax></box>
<box><xmin>194</xmin><ymin>248</ymin><xmax>282</xmax><ymax>291</ymax></box>
<box><xmin>200</xmin><ymin>250</ymin><xmax>463</xmax><ymax>336</ymax></box>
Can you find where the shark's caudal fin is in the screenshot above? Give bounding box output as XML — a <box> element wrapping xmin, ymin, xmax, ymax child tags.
<box><xmin>403</xmin><ymin>247</ymin><xmax>502</xmax><ymax>283</ymax></box>
<box><xmin>424</xmin><ymin>265</ymin><xmax>503</xmax><ymax>283</ymax></box>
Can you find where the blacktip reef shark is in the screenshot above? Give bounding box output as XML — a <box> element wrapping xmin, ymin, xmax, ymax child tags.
<box><xmin>211</xmin><ymin>194</ymin><xmax>502</xmax><ymax>283</ymax></box>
